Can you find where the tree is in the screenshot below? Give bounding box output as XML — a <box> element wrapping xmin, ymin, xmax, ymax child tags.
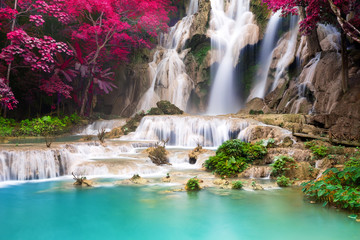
<box><xmin>67</xmin><ymin>0</ymin><xmax>174</xmax><ymax>115</ymax></box>
<box><xmin>0</xmin><ymin>77</ymin><xmax>18</xmax><ymax>111</ymax></box>
<box><xmin>0</xmin><ymin>0</ymin><xmax>175</xmax><ymax>116</ymax></box>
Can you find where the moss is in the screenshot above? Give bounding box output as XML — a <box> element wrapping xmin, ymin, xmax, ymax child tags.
<box><xmin>194</xmin><ymin>45</ymin><xmax>211</xmax><ymax>65</ymax></box>
<box><xmin>156</xmin><ymin>100</ymin><xmax>183</xmax><ymax>115</ymax></box>
<box><xmin>250</xmin><ymin>0</ymin><xmax>271</xmax><ymax>37</ymax></box>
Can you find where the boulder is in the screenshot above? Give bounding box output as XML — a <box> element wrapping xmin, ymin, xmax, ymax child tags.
<box><xmin>156</xmin><ymin>101</ymin><xmax>183</xmax><ymax>115</ymax></box>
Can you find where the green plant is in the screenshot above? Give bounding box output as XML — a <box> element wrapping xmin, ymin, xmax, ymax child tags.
<box><xmin>304</xmin><ymin>141</ymin><xmax>328</xmax><ymax>159</ymax></box>
<box><xmin>345</xmin><ymin>157</ymin><xmax>360</xmax><ymax>169</ymax></box>
<box><xmin>232</xmin><ymin>181</ymin><xmax>243</xmax><ymax>190</ymax></box>
<box><xmin>257</xmin><ymin>138</ymin><xmax>275</xmax><ymax>148</ymax></box>
<box><xmin>204</xmin><ymin>139</ymin><xmax>267</xmax><ymax>177</ymax></box>
<box><xmin>186</xmin><ymin>177</ymin><xmax>201</xmax><ymax>191</ymax></box>
<box><xmin>271</xmin><ymin>155</ymin><xmax>296</xmax><ymax>177</ymax></box>
<box><xmin>249</xmin><ymin>109</ymin><xmax>264</xmax><ymax>115</ymax></box>
<box><xmin>277</xmin><ymin>175</ymin><xmax>293</xmax><ymax>187</ymax></box>
<box><xmin>0</xmin><ymin>117</ymin><xmax>15</xmax><ymax>136</ymax></box>
<box><xmin>302</xmin><ymin>167</ymin><xmax>360</xmax><ymax>211</ymax></box>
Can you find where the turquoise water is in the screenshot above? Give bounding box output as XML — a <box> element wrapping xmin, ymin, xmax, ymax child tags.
<box><xmin>0</xmin><ymin>181</ymin><xmax>359</xmax><ymax>240</ymax></box>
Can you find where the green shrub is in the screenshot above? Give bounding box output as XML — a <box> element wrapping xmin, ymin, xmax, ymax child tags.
<box><xmin>232</xmin><ymin>181</ymin><xmax>243</xmax><ymax>190</ymax></box>
<box><xmin>277</xmin><ymin>175</ymin><xmax>293</xmax><ymax>187</ymax></box>
<box><xmin>302</xmin><ymin>167</ymin><xmax>360</xmax><ymax>211</ymax></box>
<box><xmin>186</xmin><ymin>177</ymin><xmax>201</xmax><ymax>191</ymax></box>
<box><xmin>0</xmin><ymin>117</ymin><xmax>15</xmax><ymax>136</ymax></box>
<box><xmin>271</xmin><ymin>155</ymin><xmax>296</xmax><ymax>177</ymax></box>
<box><xmin>345</xmin><ymin>157</ymin><xmax>360</xmax><ymax>169</ymax></box>
<box><xmin>204</xmin><ymin>139</ymin><xmax>267</xmax><ymax>177</ymax></box>
<box><xmin>304</xmin><ymin>141</ymin><xmax>328</xmax><ymax>159</ymax></box>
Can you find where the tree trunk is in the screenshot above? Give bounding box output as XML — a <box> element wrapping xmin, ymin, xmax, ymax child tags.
<box><xmin>341</xmin><ymin>30</ymin><xmax>349</xmax><ymax>93</ymax></box>
<box><xmin>299</xmin><ymin>7</ymin><xmax>321</xmax><ymax>58</ymax></box>
<box><xmin>80</xmin><ymin>78</ymin><xmax>92</xmax><ymax>116</ymax></box>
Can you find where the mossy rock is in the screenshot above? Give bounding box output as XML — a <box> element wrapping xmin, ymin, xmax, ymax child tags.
<box><xmin>156</xmin><ymin>101</ymin><xmax>183</xmax><ymax>115</ymax></box>
<box><xmin>121</xmin><ymin>112</ymin><xmax>145</xmax><ymax>135</ymax></box>
<box><xmin>147</xmin><ymin>107</ymin><xmax>164</xmax><ymax>115</ymax></box>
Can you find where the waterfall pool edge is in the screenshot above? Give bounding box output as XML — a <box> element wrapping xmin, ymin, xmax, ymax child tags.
<box><xmin>0</xmin><ymin>180</ymin><xmax>359</xmax><ymax>240</ymax></box>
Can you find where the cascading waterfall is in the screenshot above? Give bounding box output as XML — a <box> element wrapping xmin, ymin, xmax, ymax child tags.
<box><xmin>0</xmin><ymin>149</ymin><xmax>74</xmax><ymax>181</ymax></box>
<box><xmin>120</xmin><ymin>115</ymin><xmax>260</xmax><ymax>147</ymax></box>
<box><xmin>77</xmin><ymin>119</ymin><xmax>126</xmax><ymax>135</ymax></box>
<box><xmin>248</xmin><ymin>12</ymin><xmax>282</xmax><ymax>100</ymax></box>
<box><xmin>207</xmin><ymin>0</ymin><xmax>259</xmax><ymax>115</ymax></box>
<box><xmin>135</xmin><ymin>0</ymin><xmax>199</xmax><ymax>113</ymax></box>
<box><xmin>271</xmin><ymin>16</ymin><xmax>299</xmax><ymax>91</ymax></box>
<box><xmin>290</xmin><ymin>52</ymin><xmax>321</xmax><ymax>113</ymax></box>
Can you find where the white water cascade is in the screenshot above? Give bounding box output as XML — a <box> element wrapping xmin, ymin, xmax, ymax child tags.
<box><xmin>271</xmin><ymin>16</ymin><xmax>299</xmax><ymax>91</ymax></box>
<box><xmin>0</xmin><ymin>149</ymin><xmax>75</xmax><ymax>181</ymax></box>
<box><xmin>248</xmin><ymin>12</ymin><xmax>282</xmax><ymax>100</ymax></box>
<box><xmin>135</xmin><ymin>0</ymin><xmax>199</xmax><ymax>113</ymax></box>
<box><xmin>290</xmin><ymin>52</ymin><xmax>321</xmax><ymax>113</ymax></box>
<box><xmin>77</xmin><ymin>119</ymin><xmax>126</xmax><ymax>135</ymax></box>
<box><xmin>120</xmin><ymin>115</ymin><xmax>260</xmax><ymax>147</ymax></box>
<box><xmin>207</xmin><ymin>0</ymin><xmax>259</xmax><ymax>115</ymax></box>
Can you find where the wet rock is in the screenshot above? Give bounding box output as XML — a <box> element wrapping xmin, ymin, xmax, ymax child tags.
<box><xmin>129</xmin><ymin>174</ymin><xmax>148</xmax><ymax>184</ymax></box>
<box><xmin>156</xmin><ymin>101</ymin><xmax>183</xmax><ymax>115</ymax></box>
<box><xmin>188</xmin><ymin>145</ymin><xmax>206</xmax><ymax>164</ymax></box>
<box><xmin>147</xmin><ymin>146</ymin><xmax>169</xmax><ymax>165</ymax></box>
<box><xmin>251</xmin><ymin>182</ymin><xmax>264</xmax><ymax>190</ymax></box>
<box><xmin>239</xmin><ymin>166</ymin><xmax>272</xmax><ymax>178</ymax></box>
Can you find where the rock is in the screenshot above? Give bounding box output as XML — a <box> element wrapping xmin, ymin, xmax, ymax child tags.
<box><xmin>281</xmin><ymin>136</ymin><xmax>293</xmax><ymax>148</ymax></box>
<box><xmin>240</xmin><ymin>98</ymin><xmax>272</xmax><ymax>114</ymax></box>
<box><xmin>251</xmin><ymin>182</ymin><xmax>264</xmax><ymax>190</ymax></box>
<box><xmin>147</xmin><ymin>107</ymin><xmax>164</xmax><ymax>115</ymax></box>
<box><xmin>73</xmin><ymin>179</ymin><xmax>93</xmax><ymax>187</ymax></box>
<box><xmin>105</xmin><ymin>127</ymin><xmax>123</xmax><ymax>139</ymax></box>
<box><xmin>156</xmin><ymin>101</ymin><xmax>183</xmax><ymax>115</ymax></box>
<box><xmin>188</xmin><ymin>145</ymin><xmax>205</xmax><ymax>164</ymax></box>
<box><xmin>130</xmin><ymin>174</ymin><xmax>148</xmax><ymax>184</ymax></box>
<box><xmin>147</xmin><ymin>146</ymin><xmax>169</xmax><ymax>165</ymax></box>
<box><xmin>213</xmin><ymin>179</ymin><xmax>231</xmax><ymax>189</ymax></box>
<box><xmin>162</xmin><ymin>177</ymin><xmax>171</xmax><ymax>183</ymax></box>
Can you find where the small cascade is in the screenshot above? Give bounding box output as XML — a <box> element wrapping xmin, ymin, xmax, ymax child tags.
<box><xmin>0</xmin><ymin>149</ymin><xmax>74</xmax><ymax>181</ymax></box>
<box><xmin>241</xmin><ymin>165</ymin><xmax>272</xmax><ymax>179</ymax></box>
<box><xmin>290</xmin><ymin>53</ymin><xmax>321</xmax><ymax>114</ymax></box>
<box><xmin>77</xmin><ymin>119</ymin><xmax>126</xmax><ymax>135</ymax></box>
<box><xmin>120</xmin><ymin>115</ymin><xmax>256</xmax><ymax>147</ymax></box>
<box><xmin>0</xmin><ymin>143</ymin><xmax>136</xmax><ymax>182</ymax></box>
<box><xmin>317</xmin><ymin>24</ymin><xmax>340</xmax><ymax>52</ymax></box>
<box><xmin>248</xmin><ymin>12</ymin><xmax>281</xmax><ymax>100</ymax></box>
<box><xmin>135</xmin><ymin>0</ymin><xmax>199</xmax><ymax>113</ymax></box>
<box><xmin>271</xmin><ymin>16</ymin><xmax>299</xmax><ymax>91</ymax></box>
<box><xmin>207</xmin><ymin>0</ymin><xmax>259</xmax><ymax>115</ymax></box>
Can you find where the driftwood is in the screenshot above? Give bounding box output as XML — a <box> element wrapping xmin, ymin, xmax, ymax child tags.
<box><xmin>293</xmin><ymin>133</ymin><xmax>360</xmax><ymax>147</ymax></box>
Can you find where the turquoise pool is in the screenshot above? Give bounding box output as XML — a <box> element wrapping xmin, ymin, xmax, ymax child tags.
<box><xmin>0</xmin><ymin>181</ymin><xmax>359</xmax><ymax>240</ymax></box>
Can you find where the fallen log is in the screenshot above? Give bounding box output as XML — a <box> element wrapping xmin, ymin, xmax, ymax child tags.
<box><xmin>293</xmin><ymin>133</ymin><xmax>360</xmax><ymax>147</ymax></box>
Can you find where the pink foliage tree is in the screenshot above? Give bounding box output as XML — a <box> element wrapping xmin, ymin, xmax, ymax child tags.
<box><xmin>0</xmin><ymin>78</ymin><xmax>18</xmax><ymax>110</ymax></box>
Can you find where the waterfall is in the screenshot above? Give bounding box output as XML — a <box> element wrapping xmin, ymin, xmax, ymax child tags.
<box><xmin>0</xmin><ymin>149</ymin><xmax>74</xmax><ymax>181</ymax></box>
<box><xmin>120</xmin><ymin>115</ymin><xmax>259</xmax><ymax>147</ymax></box>
<box><xmin>271</xmin><ymin>16</ymin><xmax>299</xmax><ymax>91</ymax></box>
<box><xmin>77</xmin><ymin>119</ymin><xmax>126</xmax><ymax>135</ymax></box>
<box><xmin>290</xmin><ymin>53</ymin><xmax>321</xmax><ymax>114</ymax></box>
<box><xmin>206</xmin><ymin>0</ymin><xmax>259</xmax><ymax>115</ymax></box>
<box><xmin>248</xmin><ymin>12</ymin><xmax>282</xmax><ymax>100</ymax></box>
<box><xmin>135</xmin><ymin>0</ymin><xmax>199</xmax><ymax>113</ymax></box>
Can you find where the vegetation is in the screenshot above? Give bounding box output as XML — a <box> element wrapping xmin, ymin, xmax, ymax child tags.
<box><xmin>271</xmin><ymin>155</ymin><xmax>297</xmax><ymax>177</ymax></box>
<box><xmin>204</xmin><ymin>139</ymin><xmax>267</xmax><ymax>177</ymax></box>
<box><xmin>277</xmin><ymin>175</ymin><xmax>293</xmax><ymax>187</ymax></box>
<box><xmin>302</xmin><ymin>166</ymin><xmax>360</xmax><ymax>211</ymax></box>
<box><xmin>186</xmin><ymin>177</ymin><xmax>201</xmax><ymax>191</ymax></box>
<box><xmin>232</xmin><ymin>181</ymin><xmax>244</xmax><ymax>190</ymax></box>
<box><xmin>193</xmin><ymin>45</ymin><xmax>211</xmax><ymax>65</ymax></box>
<box><xmin>147</xmin><ymin>139</ymin><xmax>170</xmax><ymax>165</ymax></box>
<box><xmin>0</xmin><ymin>113</ymin><xmax>80</xmax><ymax>138</ymax></box>
<box><xmin>249</xmin><ymin>109</ymin><xmax>264</xmax><ymax>115</ymax></box>
<box><xmin>250</xmin><ymin>0</ymin><xmax>271</xmax><ymax>36</ymax></box>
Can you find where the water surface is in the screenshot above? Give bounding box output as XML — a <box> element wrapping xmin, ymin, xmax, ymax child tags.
<box><xmin>0</xmin><ymin>182</ymin><xmax>359</xmax><ymax>240</ymax></box>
